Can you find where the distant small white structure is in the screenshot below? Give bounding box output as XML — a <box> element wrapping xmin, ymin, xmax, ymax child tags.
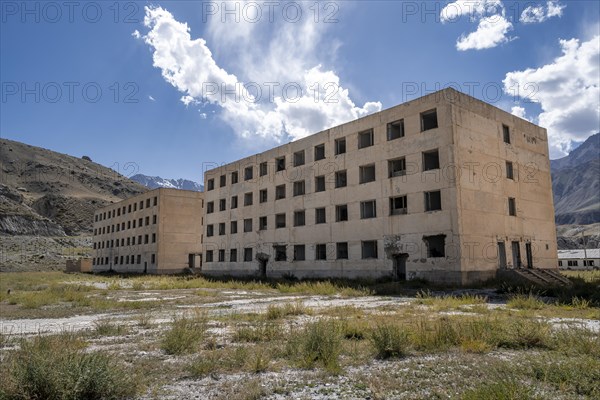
<box><xmin>557</xmin><ymin>249</ymin><xmax>599</xmax><ymax>270</ymax></box>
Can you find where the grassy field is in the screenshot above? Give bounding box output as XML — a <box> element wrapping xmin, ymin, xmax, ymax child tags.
<box><xmin>0</xmin><ymin>271</ymin><xmax>599</xmax><ymax>399</ymax></box>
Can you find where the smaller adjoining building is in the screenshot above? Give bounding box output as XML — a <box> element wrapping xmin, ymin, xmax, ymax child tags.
<box><xmin>65</xmin><ymin>258</ymin><xmax>92</xmax><ymax>273</ymax></box>
<box><xmin>558</xmin><ymin>249</ymin><xmax>599</xmax><ymax>270</ymax></box>
<box><xmin>92</xmin><ymin>188</ymin><xmax>204</xmax><ymax>274</ymax></box>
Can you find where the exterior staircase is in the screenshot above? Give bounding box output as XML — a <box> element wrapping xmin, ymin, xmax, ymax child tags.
<box><xmin>511</xmin><ymin>268</ymin><xmax>572</xmax><ymax>287</ymax></box>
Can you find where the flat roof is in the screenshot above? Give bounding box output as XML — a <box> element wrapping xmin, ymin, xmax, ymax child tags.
<box><xmin>558</xmin><ymin>249</ymin><xmax>600</xmax><ymax>259</ymax></box>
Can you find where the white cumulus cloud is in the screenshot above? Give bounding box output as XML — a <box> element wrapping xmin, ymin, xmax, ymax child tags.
<box><xmin>140</xmin><ymin>5</ymin><xmax>381</xmax><ymax>144</ymax></box>
<box><xmin>520</xmin><ymin>1</ymin><xmax>565</xmax><ymax>24</ymax></box>
<box><xmin>511</xmin><ymin>106</ymin><xmax>527</xmax><ymax>120</ymax></box>
<box><xmin>456</xmin><ymin>14</ymin><xmax>514</xmax><ymax>51</ymax></box>
<box><xmin>503</xmin><ymin>35</ymin><xmax>600</xmax><ymax>158</ymax></box>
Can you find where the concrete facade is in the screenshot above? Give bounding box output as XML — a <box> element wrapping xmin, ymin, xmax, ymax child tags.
<box><xmin>92</xmin><ymin>188</ymin><xmax>204</xmax><ymax>274</ymax></box>
<box><xmin>558</xmin><ymin>249</ymin><xmax>599</xmax><ymax>270</ymax></box>
<box><xmin>200</xmin><ymin>89</ymin><xmax>558</xmax><ymax>285</ymax></box>
<box><xmin>65</xmin><ymin>258</ymin><xmax>92</xmax><ymax>273</ymax></box>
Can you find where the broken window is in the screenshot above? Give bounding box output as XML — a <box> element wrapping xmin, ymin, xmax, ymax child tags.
<box><xmin>218</xmin><ymin>250</ymin><xmax>225</xmax><ymax>262</ymax></box>
<box><xmin>335</xmin><ymin>138</ymin><xmax>346</xmax><ymax>155</ymax></box>
<box><xmin>425</xmin><ymin>191</ymin><xmax>442</xmax><ymax>211</ymax></box>
<box><xmin>508</xmin><ymin>197</ymin><xmax>516</xmax><ymax>216</ymax></box>
<box><xmin>424</xmin><ymin>235</ymin><xmax>445</xmax><ymax>257</ymax></box>
<box><xmin>231</xmin><ymin>196</ymin><xmax>238</xmax><ymax>209</ymax></box>
<box><xmin>293</xmin><ymin>180</ymin><xmax>305</xmax><ymax>196</ymax></box>
<box><xmin>314</xmin><ymin>144</ymin><xmax>326</xmax><ymax>161</ymax></box>
<box><xmin>276</xmin><ymin>213</ymin><xmax>286</xmax><ymax>228</ymax></box>
<box><xmin>361</xmin><ymin>241</ymin><xmax>378</xmax><ymax>259</ymax></box>
<box><xmin>294</xmin><ymin>210</ymin><xmax>305</xmax><ymax>226</ymax></box>
<box><xmin>387</xmin><ymin>119</ymin><xmax>404</xmax><ymax>140</ymax></box>
<box><xmin>276</xmin><ymin>157</ymin><xmax>286</xmax><ymax>172</ymax></box>
<box><xmin>423</xmin><ymin>150</ymin><xmax>440</xmax><ymax>171</ymax></box>
<box><xmin>207</xmin><ymin>201</ymin><xmax>214</xmax><ymax>214</ymax></box>
<box><xmin>294</xmin><ymin>150</ymin><xmax>305</xmax><ymax>167</ymax></box>
<box><xmin>207</xmin><ymin>179</ymin><xmax>214</xmax><ymax>191</ymax></box>
<box><xmin>315</xmin><ymin>176</ymin><xmax>326</xmax><ymax>192</ymax></box>
<box><xmin>390</xmin><ymin>196</ymin><xmax>408</xmax><ymax>215</ymax></box>
<box><xmin>219</xmin><ymin>223</ymin><xmax>225</xmax><ymax>235</ymax></box>
<box><xmin>336</xmin><ymin>242</ymin><xmax>349</xmax><ymax>259</ymax></box>
<box><xmin>294</xmin><ymin>245</ymin><xmax>305</xmax><ymax>261</ymax></box>
<box><xmin>506</xmin><ymin>161</ymin><xmax>514</xmax><ymax>180</ymax></box>
<box><xmin>207</xmin><ymin>225</ymin><xmax>214</xmax><ymax>237</ymax></box>
<box><xmin>420</xmin><ymin>109</ymin><xmax>438</xmax><ymax>131</ymax></box>
<box><xmin>358</xmin><ymin>129</ymin><xmax>374</xmax><ymax>149</ymax></box>
<box><xmin>259</xmin><ymin>189</ymin><xmax>268</xmax><ymax>203</ymax></box>
<box><xmin>244</xmin><ymin>166</ymin><xmax>253</xmax><ymax>181</ymax></box>
<box><xmin>503</xmin><ymin>125</ymin><xmax>511</xmax><ymax>144</ymax></box>
<box><xmin>220</xmin><ymin>174</ymin><xmax>226</xmax><ymax>187</ymax></box>
<box><xmin>274</xmin><ymin>245</ymin><xmax>287</xmax><ymax>261</ymax></box>
<box><xmin>388</xmin><ymin>157</ymin><xmax>406</xmax><ymax>177</ymax></box>
<box><xmin>315</xmin><ymin>244</ymin><xmax>327</xmax><ymax>260</ymax></box>
<box><xmin>260</xmin><ymin>162</ymin><xmax>268</xmax><ymax>176</ymax></box>
<box><xmin>231</xmin><ymin>171</ymin><xmax>239</xmax><ymax>184</ymax></box>
<box><xmin>230</xmin><ymin>249</ymin><xmax>237</xmax><ymax>262</ymax></box>
<box><xmin>230</xmin><ymin>221</ymin><xmax>238</xmax><ymax>234</ymax></box>
<box><xmin>244</xmin><ymin>248</ymin><xmax>253</xmax><ymax>262</ymax></box>
<box><xmin>336</xmin><ymin>204</ymin><xmax>348</xmax><ymax>222</ymax></box>
<box><xmin>359</xmin><ymin>164</ymin><xmax>376</xmax><ymax>184</ymax></box>
<box><xmin>219</xmin><ymin>199</ymin><xmax>226</xmax><ymax>211</ymax></box>
<box><xmin>275</xmin><ymin>184</ymin><xmax>286</xmax><ymax>200</ymax></box>
<box><xmin>315</xmin><ymin>207</ymin><xmax>326</xmax><ymax>224</ymax></box>
<box><xmin>360</xmin><ymin>200</ymin><xmax>377</xmax><ymax>219</ymax></box>
<box><xmin>244</xmin><ymin>218</ymin><xmax>252</xmax><ymax>232</ymax></box>
<box><xmin>335</xmin><ymin>170</ymin><xmax>347</xmax><ymax>188</ymax></box>
<box><xmin>244</xmin><ymin>192</ymin><xmax>253</xmax><ymax>206</ymax></box>
<box><xmin>259</xmin><ymin>216</ymin><xmax>267</xmax><ymax>230</ymax></box>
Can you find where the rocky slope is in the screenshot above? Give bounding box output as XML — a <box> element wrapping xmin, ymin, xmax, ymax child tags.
<box><xmin>0</xmin><ymin>138</ymin><xmax>148</xmax><ymax>236</ymax></box>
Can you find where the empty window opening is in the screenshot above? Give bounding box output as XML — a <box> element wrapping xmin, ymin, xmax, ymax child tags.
<box><xmin>218</xmin><ymin>250</ymin><xmax>225</xmax><ymax>262</ymax></box>
<box><xmin>219</xmin><ymin>223</ymin><xmax>226</xmax><ymax>235</ymax></box>
<box><xmin>314</xmin><ymin>144</ymin><xmax>326</xmax><ymax>161</ymax></box>
<box><xmin>259</xmin><ymin>189</ymin><xmax>268</xmax><ymax>203</ymax></box>
<box><xmin>503</xmin><ymin>125</ymin><xmax>511</xmax><ymax>144</ymax></box>
<box><xmin>335</xmin><ymin>170</ymin><xmax>347</xmax><ymax>188</ymax></box>
<box><xmin>316</xmin><ymin>244</ymin><xmax>327</xmax><ymax>260</ymax></box>
<box><xmin>335</xmin><ymin>138</ymin><xmax>346</xmax><ymax>155</ymax></box>
<box><xmin>244</xmin><ymin>192</ymin><xmax>253</xmax><ymax>206</ymax></box>
<box><xmin>361</xmin><ymin>200</ymin><xmax>377</xmax><ymax>219</ymax></box>
<box><xmin>358</xmin><ymin>129</ymin><xmax>374</xmax><ymax>149</ymax></box>
<box><xmin>231</xmin><ymin>171</ymin><xmax>239</xmax><ymax>184</ymax></box>
<box><xmin>276</xmin><ymin>213</ymin><xmax>286</xmax><ymax>228</ymax></box>
<box><xmin>275</xmin><ymin>184</ymin><xmax>286</xmax><ymax>200</ymax></box>
<box><xmin>244</xmin><ymin>218</ymin><xmax>253</xmax><ymax>232</ymax></box>
<box><xmin>231</xmin><ymin>196</ymin><xmax>238</xmax><ymax>209</ymax></box>
<box><xmin>230</xmin><ymin>221</ymin><xmax>238</xmax><ymax>234</ymax></box>
<box><xmin>206</xmin><ymin>250</ymin><xmax>213</xmax><ymax>262</ymax></box>
<box><xmin>244</xmin><ymin>166</ymin><xmax>253</xmax><ymax>181</ymax></box>
<box><xmin>293</xmin><ymin>180</ymin><xmax>305</xmax><ymax>196</ymax></box>
<box><xmin>387</xmin><ymin>119</ymin><xmax>405</xmax><ymax>140</ymax></box>
<box><xmin>244</xmin><ymin>248</ymin><xmax>253</xmax><ymax>262</ymax></box>
<box><xmin>315</xmin><ymin>207</ymin><xmax>327</xmax><ymax>224</ymax></box>
<box><xmin>421</xmin><ymin>109</ymin><xmax>438</xmax><ymax>131</ymax></box>
<box><xmin>362</xmin><ymin>241</ymin><xmax>378</xmax><ymax>259</ymax></box>
<box><xmin>508</xmin><ymin>197</ymin><xmax>516</xmax><ymax>216</ymax></box>
<box><xmin>315</xmin><ymin>176</ymin><xmax>326</xmax><ymax>192</ymax></box>
<box><xmin>294</xmin><ymin>150</ymin><xmax>305</xmax><ymax>167</ymax></box>
<box><xmin>260</xmin><ymin>162</ymin><xmax>268</xmax><ymax>176</ymax></box>
<box><xmin>390</xmin><ymin>195</ymin><xmax>408</xmax><ymax>215</ymax></box>
<box><xmin>423</xmin><ymin>150</ymin><xmax>440</xmax><ymax>171</ymax></box>
<box><xmin>230</xmin><ymin>249</ymin><xmax>237</xmax><ymax>262</ymax></box>
<box><xmin>259</xmin><ymin>216</ymin><xmax>267</xmax><ymax>231</ymax></box>
<box><xmin>207</xmin><ymin>179</ymin><xmax>214</xmax><ymax>191</ymax></box>
<box><xmin>425</xmin><ymin>190</ymin><xmax>442</xmax><ymax>211</ymax></box>
<box><xmin>274</xmin><ymin>245</ymin><xmax>287</xmax><ymax>261</ymax></box>
<box><xmin>424</xmin><ymin>235</ymin><xmax>445</xmax><ymax>257</ymax></box>
<box><xmin>219</xmin><ymin>199</ymin><xmax>226</xmax><ymax>211</ymax></box>
<box><xmin>336</xmin><ymin>242</ymin><xmax>349</xmax><ymax>259</ymax></box>
<box><xmin>506</xmin><ymin>161</ymin><xmax>514</xmax><ymax>180</ymax></box>
<box><xmin>336</xmin><ymin>205</ymin><xmax>348</xmax><ymax>222</ymax></box>
<box><xmin>359</xmin><ymin>164</ymin><xmax>376</xmax><ymax>184</ymax></box>
<box><xmin>276</xmin><ymin>157</ymin><xmax>286</xmax><ymax>172</ymax></box>
<box><xmin>207</xmin><ymin>225</ymin><xmax>214</xmax><ymax>237</ymax></box>
<box><xmin>220</xmin><ymin>174</ymin><xmax>226</xmax><ymax>187</ymax></box>
<box><xmin>389</xmin><ymin>157</ymin><xmax>406</xmax><ymax>177</ymax></box>
<box><xmin>294</xmin><ymin>211</ymin><xmax>306</xmax><ymax>226</ymax></box>
<box><xmin>207</xmin><ymin>201</ymin><xmax>215</xmax><ymax>214</ymax></box>
<box><xmin>294</xmin><ymin>245</ymin><xmax>305</xmax><ymax>261</ymax></box>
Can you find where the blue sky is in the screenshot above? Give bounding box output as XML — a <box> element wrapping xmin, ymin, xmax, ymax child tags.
<box><xmin>1</xmin><ymin>1</ymin><xmax>598</xmax><ymax>182</ymax></box>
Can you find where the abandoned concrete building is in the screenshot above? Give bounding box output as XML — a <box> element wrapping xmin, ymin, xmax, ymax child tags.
<box><xmin>92</xmin><ymin>188</ymin><xmax>204</xmax><ymax>274</ymax></box>
<box><xmin>201</xmin><ymin>88</ymin><xmax>558</xmax><ymax>284</ymax></box>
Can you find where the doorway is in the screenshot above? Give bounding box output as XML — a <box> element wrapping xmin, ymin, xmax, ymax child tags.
<box><xmin>525</xmin><ymin>243</ymin><xmax>533</xmax><ymax>269</ymax></box>
<box><xmin>259</xmin><ymin>259</ymin><xmax>267</xmax><ymax>278</ymax></box>
<box><xmin>511</xmin><ymin>241</ymin><xmax>522</xmax><ymax>268</ymax></box>
<box><xmin>393</xmin><ymin>254</ymin><xmax>409</xmax><ymax>281</ymax></box>
<box><xmin>497</xmin><ymin>242</ymin><xmax>507</xmax><ymax>269</ymax></box>
<box><xmin>188</xmin><ymin>254</ymin><xmax>195</xmax><ymax>269</ymax></box>
<box><xmin>143</xmin><ymin>262</ymin><xmax>147</xmax><ymax>274</ymax></box>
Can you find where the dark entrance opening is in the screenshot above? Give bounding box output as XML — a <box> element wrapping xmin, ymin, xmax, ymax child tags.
<box><xmin>525</xmin><ymin>243</ymin><xmax>533</xmax><ymax>269</ymax></box>
<box><xmin>497</xmin><ymin>242</ymin><xmax>507</xmax><ymax>269</ymax></box>
<box><xmin>512</xmin><ymin>241</ymin><xmax>522</xmax><ymax>268</ymax></box>
<box><xmin>259</xmin><ymin>259</ymin><xmax>267</xmax><ymax>278</ymax></box>
<box><xmin>143</xmin><ymin>262</ymin><xmax>147</xmax><ymax>274</ymax></box>
<box><xmin>393</xmin><ymin>253</ymin><xmax>409</xmax><ymax>281</ymax></box>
